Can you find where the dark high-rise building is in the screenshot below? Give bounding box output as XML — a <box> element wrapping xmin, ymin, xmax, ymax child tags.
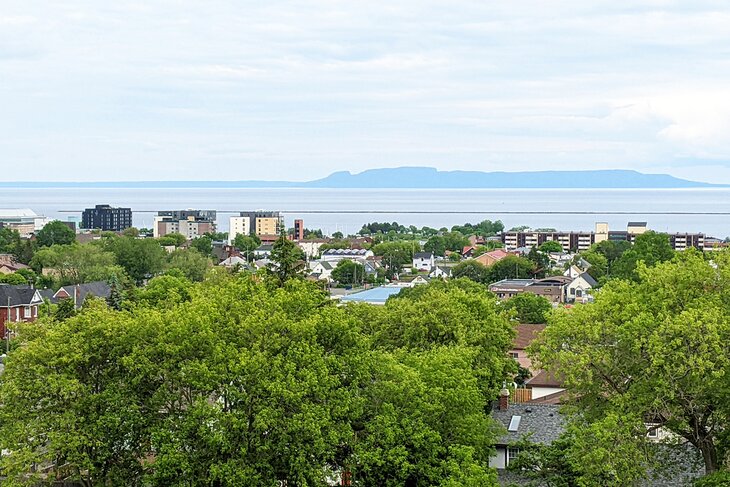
<box><xmin>81</xmin><ymin>205</ymin><xmax>133</xmax><ymax>231</ymax></box>
<box><xmin>294</xmin><ymin>219</ymin><xmax>304</xmax><ymax>241</ymax></box>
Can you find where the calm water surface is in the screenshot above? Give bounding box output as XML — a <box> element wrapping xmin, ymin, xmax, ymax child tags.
<box><xmin>1</xmin><ymin>187</ymin><xmax>728</xmax><ymax>238</ymax></box>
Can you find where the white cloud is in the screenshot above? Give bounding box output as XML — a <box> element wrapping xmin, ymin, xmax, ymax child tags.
<box><xmin>1</xmin><ymin>1</ymin><xmax>730</xmax><ymax>181</ymax></box>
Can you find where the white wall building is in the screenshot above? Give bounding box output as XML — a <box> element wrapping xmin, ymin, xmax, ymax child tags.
<box><xmin>228</xmin><ymin>216</ymin><xmax>251</xmax><ymax>244</ymax></box>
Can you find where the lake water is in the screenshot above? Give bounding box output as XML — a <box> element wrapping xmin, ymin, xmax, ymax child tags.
<box><xmin>1</xmin><ymin>187</ymin><xmax>729</xmax><ymax>238</ymax></box>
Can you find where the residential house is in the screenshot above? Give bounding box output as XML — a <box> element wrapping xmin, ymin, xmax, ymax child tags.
<box><xmin>474</xmin><ymin>249</ymin><xmax>511</xmax><ymax>267</ymax></box>
<box><xmin>309</xmin><ymin>261</ymin><xmax>336</xmax><ymax>282</ymax></box>
<box><xmin>461</xmin><ymin>246</ymin><xmax>475</xmax><ymax>258</ymax></box>
<box><xmin>566</xmin><ymin>272</ymin><xmax>597</xmax><ymax>303</ymax></box>
<box><xmin>412</xmin><ymin>252</ymin><xmax>435</xmax><ymax>272</ymax></box>
<box><xmin>489</xmin><ymin>391</ymin><xmax>564</xmax><ymax>470</ymax></box>
<box><xmin>0</xmin><ymin>254</ymin><xmax>28</xmax><ymax>275</ymax></box>
<box><xmin>219</xmin><ymin>255</ymin><xmax>249</xmax><ymax>269</ymax></box>
<box><xmin>510</xmin><ymin>324</ymin><xmax>546</xmax><ymax>374</ymax></box>
<box><xmin>0</xmin><ymin>285</ymin><xmax>43</xmax><ymax>337</ymax></box>
<box><xmin>491</xmin><ymin>393</ymin><xmax>703</xmax><ymax>486</ymax></box>
<box><xmin>429</xmin><ymin>265</ymin><xmax>453</xmax><ymax>279</ymax></box>
<box><xmin>525</xmin><ymin>370</ymin><xmax>565</xmax><ymax>400</ymax></box>
<box><xmin>39</xmin><ymin>281</ymin><xmax>112</xmax><ymax>309</ymax></box>
<box><xmin>254</xmin><ymin>244</ymin><xmax>274</xmax><ymax>259</ymax></box>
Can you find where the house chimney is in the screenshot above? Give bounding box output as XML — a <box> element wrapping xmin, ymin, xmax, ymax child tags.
<box><xmin>499</xmin><ymin>387</ymin><xmax>510</xmax><ymax>411</ymax></box>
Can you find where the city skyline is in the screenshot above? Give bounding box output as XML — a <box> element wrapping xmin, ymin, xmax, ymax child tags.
<box><xmin>3</xmin><ymin>1</ymin><xmax>730</xmax><ymax>182</ymax></box>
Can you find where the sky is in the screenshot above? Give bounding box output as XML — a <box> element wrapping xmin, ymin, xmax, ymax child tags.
<box><xmin>2</xmin><ymin>1</ymin><xmax>730</xmax><ymax>183</ymax></box>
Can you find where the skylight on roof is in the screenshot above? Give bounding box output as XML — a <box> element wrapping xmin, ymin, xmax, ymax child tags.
<box><xmin>508</xmin><ymin>415</ymin><xmax>521</xmax><ymax>432</ymax></box>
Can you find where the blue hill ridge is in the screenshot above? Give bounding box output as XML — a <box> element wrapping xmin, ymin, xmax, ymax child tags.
<box><xmin>0</xmin><ymin>167</ymin><xmax>721</xmax><ymax>188</ymax></box>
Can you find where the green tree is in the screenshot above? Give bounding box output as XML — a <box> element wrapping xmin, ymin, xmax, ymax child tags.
<box><xmin>268</xmin><ymin>235</ymin><xmax>306</xmax><ymax>285</ymax></box>
<box><xmin>166</xmin><ymin>248</ymin><xmax>212</xmax><ymax>282</ymax></box>
<box><xmin>372</xmin><ymin>241</ymin><xmax>418</xmax><ymax>276</ymax></box>
<box><xmin>0</xmin><ymin>273</ymin><xmax>28</xmax><ymax>285</ymax></box>
<box><xmin>331</xmin><ymin>231</ymin><xmax>343</xmax><ymax>239</ymax></box>
<box><xmin>451</xmin><ymin>260</ymin><xmax>490</xmax><ymax>283</ymax></box>
<box><xmin>424</xmin><ymin>235</ymin><xmax>447</xmax><ymax>256</ymax></box>
<box><xmin>611</xmin><ymin>231</ymin><xmax>674</xmax><ymax>281</ymax></box>
<box><xmin>232</xmin><ymin>233</ymin><xmax>261</xmax><ymax>260</ymax></box>
<box><xmin>106</xmin><ymin>273</ymin><xmax>124</xmax><ymax>310</ymax></box>
<box><xmin>31</xmin><ymin>243</ymin><xmax>123</xmax><ymax>285</ymax></box>
<box><xmin>35</xmin><ymin>220</ymin><xmax>76</xmax><ymax>248</ymax></box>
<box><xmin>487</xmin><ymin>255</ymin><xmax>536</xmax><ymax>282</ymax></box>
<box><xmin>527</xmin><ymin>246</ymin><xmax>550</xmax><ymax>277</ymax></box>
<box><xmin>539</xmin><ymin>240</ymin><xmax>563</xmax><ymax>253</ymax></box>
<box><xmin>331</xmin><ymin>259</ymin><xmax>365</xmax><ymax>286</ymax></box>
<box><xmin>501</xmin><ymin>292</ymin><xmax>551</xmax><ymax>323</ymax></box>
<box><xmin>107</xmin><ymin>237</ymin><xmax>166</xmax><ymax>284</ymax></box>
<box><xmin>190</xmin><ymin>235</ymin><xmax>213</xmax><ymax>257</ymax></box>
<box><xmin>0</xmin><ymin>227</ymin><xmax>21</xmax><ymax>253</ymax></box>
<box><xmin>157</xmin><ymin>233</ymin><xmax>186</xmax><ymax>247</ymax></box>
<box><xmin>531</xmin><ymin>250</ymin><xmax>730</xmax><ymax>476</ymax></box>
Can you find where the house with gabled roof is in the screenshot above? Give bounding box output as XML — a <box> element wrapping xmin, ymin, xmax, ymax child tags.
<box><xmin>0</xmin><ymin>284</ymin><xmax>43</xmax><ymax>336</ymax></box>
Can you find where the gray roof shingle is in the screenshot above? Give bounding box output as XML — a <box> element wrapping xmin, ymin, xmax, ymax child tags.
<box><xmin>492</xmin><ymin>403</ymin><xmax>564</xmax><ymax>446</ymax></box>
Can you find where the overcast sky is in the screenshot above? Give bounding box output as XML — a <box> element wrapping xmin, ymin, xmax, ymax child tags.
<box><xmin>2</xmin><ymin>1</ymin><xmax>730</xmax><ymax>182</ymax></box>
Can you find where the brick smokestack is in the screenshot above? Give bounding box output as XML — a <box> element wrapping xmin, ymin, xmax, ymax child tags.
<box><xmin>499</xmin><ymin>387</ymin><xmax>510</xmax><ymax>411</ymax></box>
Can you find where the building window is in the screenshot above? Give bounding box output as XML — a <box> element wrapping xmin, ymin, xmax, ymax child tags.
<box><xmin>24</xmin><ymin>306</ymin><xmax>32</xmax><ymax>318</ymax></box>
<box><xmin>507</xmin><ymin>447</ymin><xmax>520</xmax><ymax>465</ymax></box>
<box><xmin>647</xmin><ymin>427</ymin><xmax>659</xmax><ymax>438</ymax></box>
<box><xmin>510</xmin><ymin>352</ymin><xmax>519</xmax><ymax>359</ymax></box>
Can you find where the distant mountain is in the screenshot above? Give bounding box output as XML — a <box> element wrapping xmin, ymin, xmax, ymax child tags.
<box><xmin>303</xmin><ymin>167</ymin><xmax>721</xmax><ymax>188</ymax></box>
<box><xmin>0</xmin><ymin>167</ymin><xmax>722</xmax><ymax>188</ymax></box>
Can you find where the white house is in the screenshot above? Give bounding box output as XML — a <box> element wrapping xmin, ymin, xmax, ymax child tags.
<box><xmin>412</xmin><ymin>252</ymin><xmax>435</xmax><ymax>272</ymax></box>
<box><xmin>429</xmin><ymin>265</ymin><xmax>452</xmax><ymax>279</ymax></box>
<box><xmin>309</xmin><ymin>261</ymin><xmax>335</xmax><ymax>282</ymax></box>
<box><xmin>566</xmin><ymin>272</ymin><xmax>597</xmax><ymax>303</ymax></box>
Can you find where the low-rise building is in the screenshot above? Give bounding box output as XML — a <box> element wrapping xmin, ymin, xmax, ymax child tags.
<box><xmin>154</xmin><ymin>210</ymin><xmax>216</xmax><ymax>239</ymax></box>
<box><xmin>412</xmin><ymin>252</ymin><xmax>435</xmax><ymax>271</ymax></box>
<box><xmin>0</xmin><ymin>285</ymin><xmax>43</xmax><ymax>337</ymax></box>
<box><xmin>321</xmin><ymin>248</ymin><xmax>374</xmax><ymax>263</ymax></box>
<box><xmin>0</xmin><ymin>208</ymin><xmax>49</xmax><ymax>237</ymax></box>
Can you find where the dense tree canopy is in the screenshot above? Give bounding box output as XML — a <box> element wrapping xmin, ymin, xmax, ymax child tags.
<box><xmin>35</xmin><ymin>220</ymin><xmax>76</xmax><ymax>248</ymax></box>
<box><xmin>331</xmin><ymin>259</ymin><xmax>365</xmax><ymax>286</ymax></box>
<box><xmin>451</xmin><ymin>220</ymin><xmax>504</xmax><ymax>237</ymax></box>
<box><xmin>610</xmin><ymin>231</ymin><xmax>674</xmax><ymax>281</ymax></box>
<box><xmin>531</xmin><ymin>250</ymin><xmax>730</xmax><ymax>477</ymax></box>
<box><xmin>500</xmin><ymin>292</ymin><xmax>552</xmax><ymax>324</ymax></box>
<box><xmin>0</xmin><ymin>275</ymin><xmax>515</xmax><ymax>486</ymax></box>
<box><xmin>30</xmin><ymin>243</ymin><xmax>124</xmax><ymax>286</ymax></box>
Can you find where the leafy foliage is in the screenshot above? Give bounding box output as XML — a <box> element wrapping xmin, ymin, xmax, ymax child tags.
<box><xmin>501</xmin><ymin>293</ymin><xmax>552</xmax><ymax>323</ymax></box>
<box><xmin>531</xmin><ymin>250</ymin><xmax>730</xmax><ymax>476</ymax></box>
<box><xmin>35</xmin><ymin>220</ymin><xmax>76</xmax><ymax>248</ymax></box>
<box><xmin>331</xmin><ymin>259</ymin><xmax>365</xmax><ymax>286</ymax></box>
<box><xmin>0</xmin><ymin>276</ymin><xmax>514</xmax><ymax>486</ymax></box>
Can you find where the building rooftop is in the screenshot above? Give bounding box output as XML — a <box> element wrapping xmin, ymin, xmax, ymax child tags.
<box><xmin>489</xmin><ymin>279</ymin><xmax>537</xmax><ymax>290</ymax></box>
<box><xmin>0</xmin><ymin>208</ymin><xmax>40</xmax><ymax>220</ymax></box>
<box><xmin>492</xmin><ymin>403</ymin><xmax>564</xmax><ymax>446</ymax></box>
<box><xmin>339</xmin><ymin>286</ymin><xmax>405</xmax><ymax>304</ymax></box>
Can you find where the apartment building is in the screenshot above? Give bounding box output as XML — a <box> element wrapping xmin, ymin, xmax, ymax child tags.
<box><xmin>228</xmin><ymin>211</ymin><xmax>284</xmax><ymax>243</ymax></box>
<box><xmin>153</xmin><ymin>210</ymin><xmax>217</xmax><ymax>239</ymax></box>
<box><xmin>81</xmin><ymin>205</ymin><xmax>132</xmax><ymax>231</ymax></box>
<box><xmin>501</xmin><ymin>222</ymin><xmax>704</xmax><ymax>252</ymax></box>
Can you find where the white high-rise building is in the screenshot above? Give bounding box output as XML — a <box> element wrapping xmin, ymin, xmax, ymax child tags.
<box><xmin>228</xmin><ymin>216</ymin><xmax>251</xmax><ymax>244</ymax></box>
